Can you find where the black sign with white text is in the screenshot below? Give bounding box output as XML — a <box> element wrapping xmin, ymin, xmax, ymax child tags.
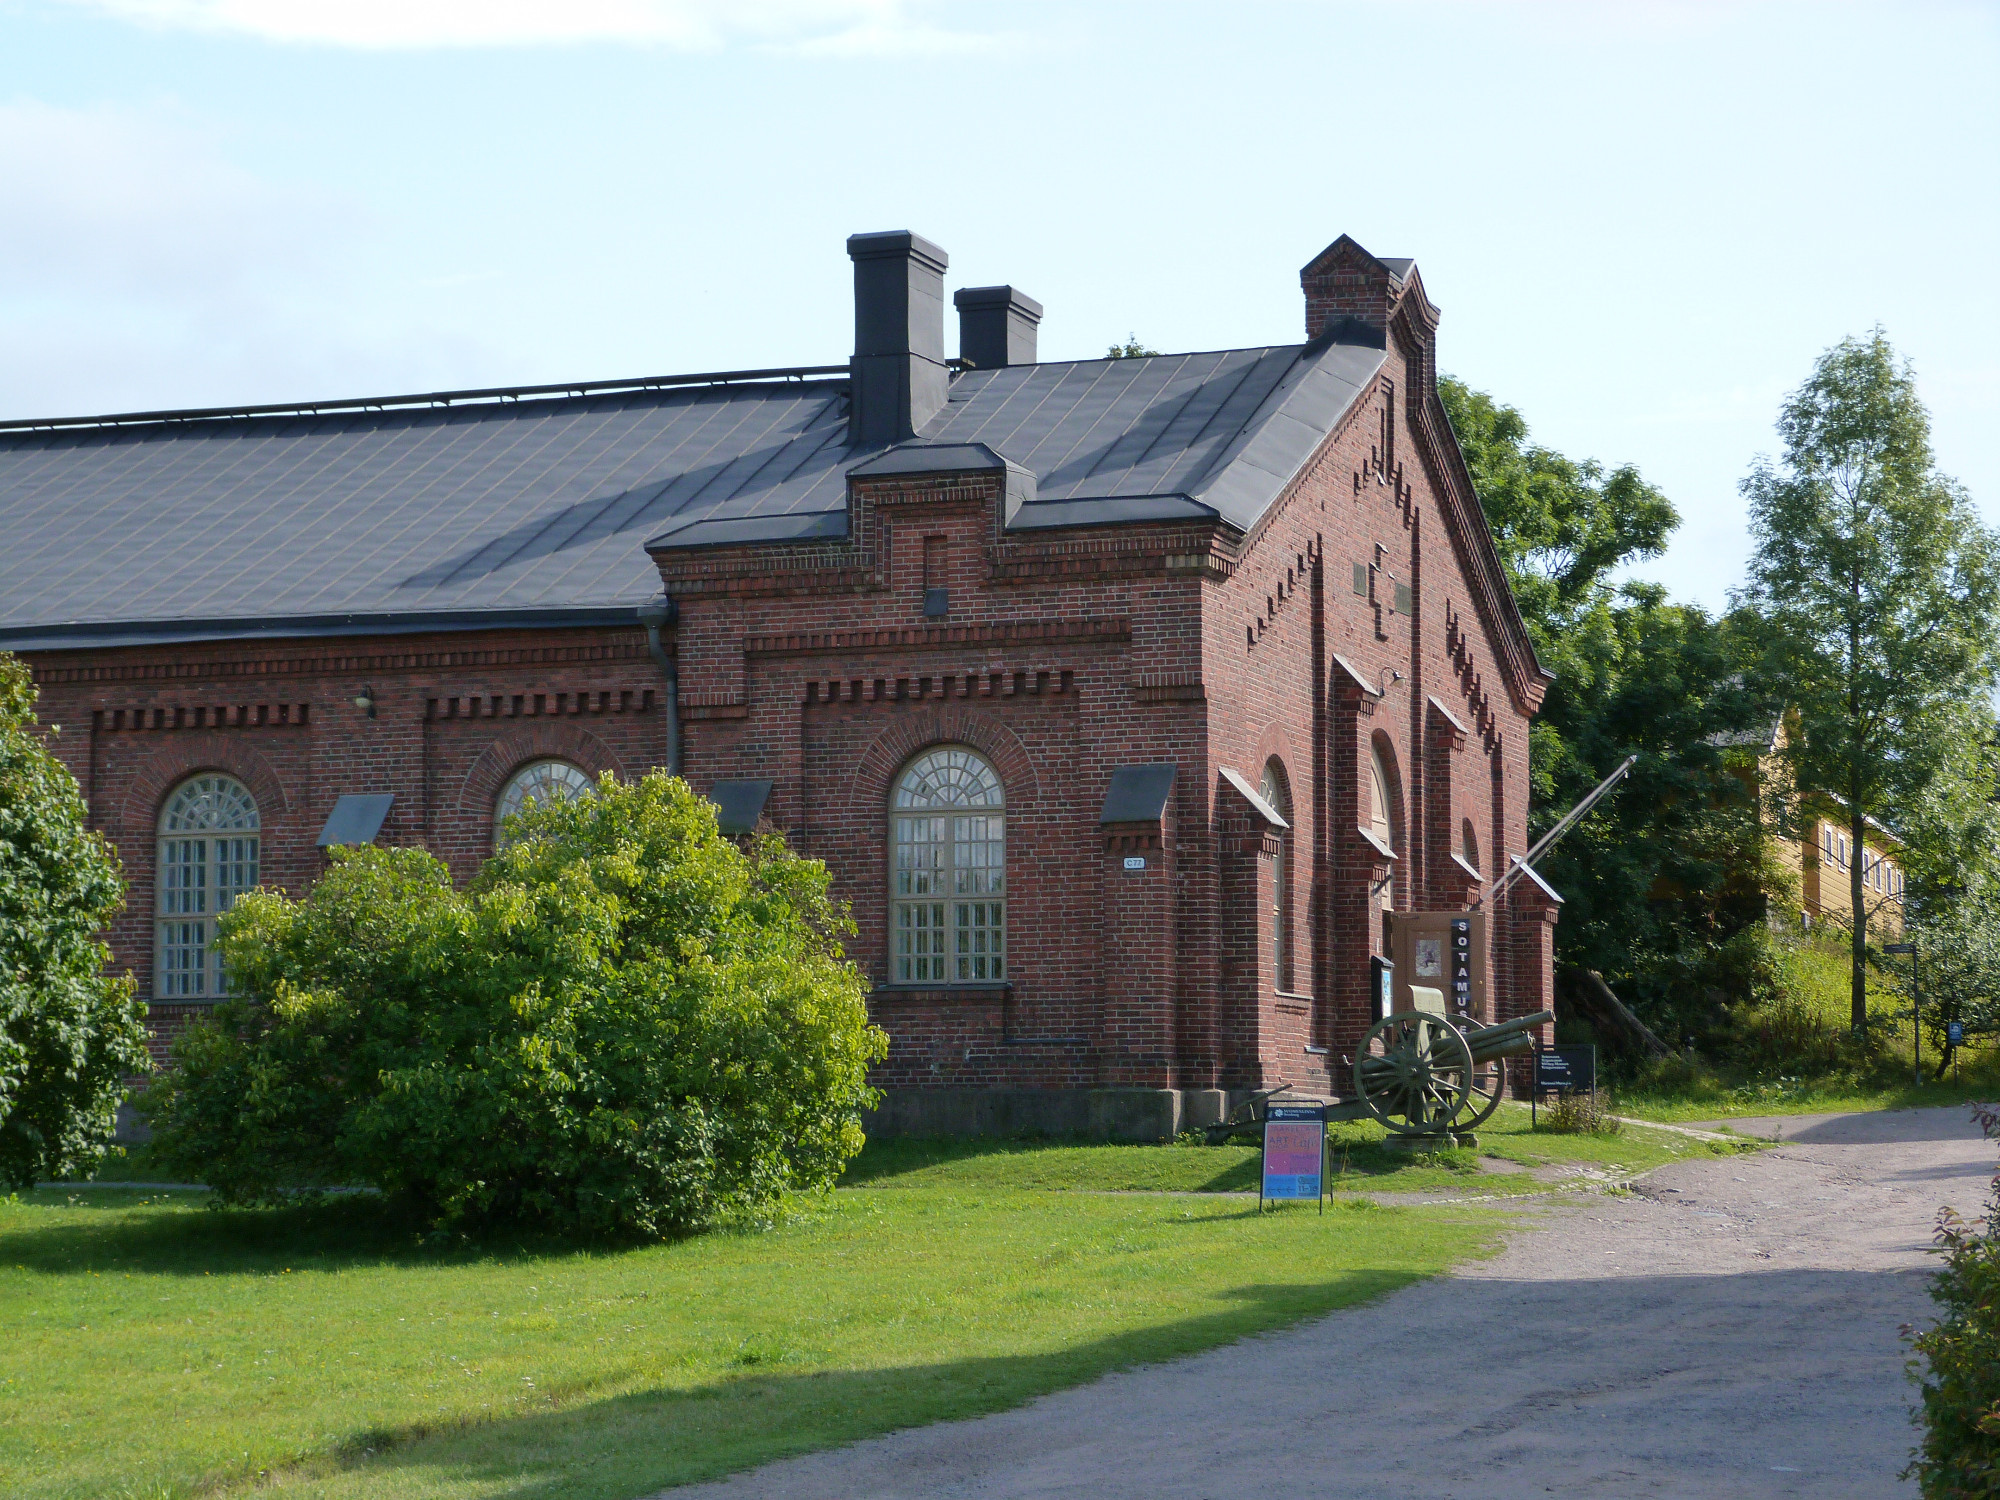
<box><xmin>1535</xmin><ymin>1046</ymin><xmax>1596</xmax><ymax>1094</ymax></box>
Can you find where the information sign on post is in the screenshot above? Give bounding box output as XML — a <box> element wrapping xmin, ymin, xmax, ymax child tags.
<box><xmin>1261</xmin><ymin>1105</ymin><xmax>1325</xmax><ymax>1212</ymax></box>
<box><xmin>1531</xmin><ymin>1045</ymin><xmax>1597</xmax><ymax>1127</ymax></box>
<box><xmin>1949</xmin><ymin>1020</ymin><xmax>1966</xmax><ymax>1047</ymax></box>
<box><xmin>1534</xmin><ymin>1047</ymin><xmax>1595</xmax><ymax>1094</ymax></box>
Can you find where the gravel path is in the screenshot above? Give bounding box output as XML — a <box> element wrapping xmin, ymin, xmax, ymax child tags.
<box><xmin>662</xmin><ymin>1107</ymin><xmax>1995</xmax><ymax>1499</ymax></box>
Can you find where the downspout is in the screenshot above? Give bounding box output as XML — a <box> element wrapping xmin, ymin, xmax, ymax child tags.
<box><xmin>636</xmin><ymin>596</ymin><xmax>682</xmax><ymax>777</ymax></box>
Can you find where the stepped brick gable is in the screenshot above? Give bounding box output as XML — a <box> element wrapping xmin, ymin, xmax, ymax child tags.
<box><xmin>2</xmin><ymin>230</ymin><xmax>1554</xmax><ymax>1132</ymax></box>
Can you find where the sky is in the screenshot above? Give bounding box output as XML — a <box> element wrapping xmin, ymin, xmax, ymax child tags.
<box><xmin>2</xmin><ymin>0</ymin><xmax>1995</xmax><ymax>614</ymax></box>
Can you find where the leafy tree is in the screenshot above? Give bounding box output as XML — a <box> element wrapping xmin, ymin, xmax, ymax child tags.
<box><xmin>0</xmin><ymin>652</ymin><xmax>148</xmax><ymax>1188</ymax></box>
<box><xmin>144</xmin><ymin>772</ymin><xmax>887</xmax><ymax>1238</ymax></box>
<box><xmin>1887</xmin><ymin>892</ymin><xmax>2000</xmax><ymax>1077</ymax></box>
<box><xmin>1106</xmin><ymin>334</ymin><xmax>1159</xmax><ymax>358</ymax></box>
<box><xmin>1739</xmin><ymin>332</ymin><xmax>2000</xmax><ymax>1033</ymax></box>
<box><xmin>1442</xmin><ymin>378</ymin><xmax>1778</xmax><ymax>1044</ymax></box>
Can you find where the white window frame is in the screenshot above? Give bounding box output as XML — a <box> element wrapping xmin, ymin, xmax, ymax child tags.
<box><xmin>494</xmin><ymin>759</ymin><xmax>594</xmax><ymax>847</ymax></box>
<box><xmin>890</xmin><ymin>746</ymin><xmax>1005</xmax><ymax>984</ymax></box>
<box><xmin>155</xmin><ymin>773</ymin><xmax>260</xmax><ymax>1000</ymax></box>
<box><xmin>1262</xmin><ymin>759</ymin><xmax>1293</xmax><ymax>992</ymax></box>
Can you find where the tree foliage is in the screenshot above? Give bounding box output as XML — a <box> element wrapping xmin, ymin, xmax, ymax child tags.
<box><xmin>1739</xmin><ymin>331</ymin><xmax>2000</xmax><ymax>1031</ymax></box>
<box><xmin>1442</xmin><ymin>377</ymin><xmax>1779</xmax><ymax>1043</ymax></box>
<box><xmin>1105</xmin><ymin>334</ymin><xmax>1159</xmax><ymax>358</ymax></box>
<box><xmin>0</xmin><ymin>652</ymin><xmax>148</xmax><ymax>1189</ymax></box>
<box><xmin>143</xmin><ymin>772</ymin><xmax>887</xmax><ymax>1238</ymax></box>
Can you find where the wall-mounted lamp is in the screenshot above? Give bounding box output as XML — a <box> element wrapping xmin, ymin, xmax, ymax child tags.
<box><xmin>353</xmin><ymin>685</ymin><xmax>376</xmax><ymax>718</ymax></box>
<box><xmin>1378</xmin><ymin>667</ymin><xmax>1405</xmax><ymax>694</ymax></box>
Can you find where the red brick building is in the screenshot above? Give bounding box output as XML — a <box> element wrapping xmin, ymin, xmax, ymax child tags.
<box><xmin>0</xmin><ymin>230</ymin><xmax>1556</xmax><ymax>1137</ymax></box>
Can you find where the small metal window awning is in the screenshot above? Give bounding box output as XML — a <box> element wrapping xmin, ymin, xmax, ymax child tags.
<box><xmin>1217</xmin><ymin>765</ymin><xmax>1289</xmax><ymax>828</ymax></box>
<box><xmin>1100</xmin><ymin>763</ymin><xmax>1177</xmax><ymax>824</ymax></box>
<box><xmin>710</xmin><ymin>779</ymin><xmax>773</xmax><ymax>836</ymax></box>
<box><xmin>317</xmin><ymin>793</ymin><xmax>394</xmax><ymax>847</ymax></box>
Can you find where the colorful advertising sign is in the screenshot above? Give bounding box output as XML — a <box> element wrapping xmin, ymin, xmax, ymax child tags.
<box><xmin>1261</xmin><ymin>1105</ymin><xmax>1325</xmax><ymax>1204</ymax></box>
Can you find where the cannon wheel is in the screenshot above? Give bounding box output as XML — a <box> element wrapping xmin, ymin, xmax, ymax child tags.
<box><xmin>1355</xmin><ymin>1012</ymin><xmax>1475</xmax><ymax>1135</ymax></box>
<box><xmin>1449</xmin><ymin>1060</ymin><xmax>1508</xmax><ymax>1133</ymax></box>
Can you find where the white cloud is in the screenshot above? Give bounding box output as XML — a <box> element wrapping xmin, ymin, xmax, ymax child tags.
<box><xmin>55</xmin><ymin>0</ymin><xmax>997</xmax><ymax>53</ymax></box>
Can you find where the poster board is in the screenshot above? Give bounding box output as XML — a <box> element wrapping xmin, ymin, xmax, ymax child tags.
<box><xmin>1260</xmin><ymin>1105</ymin><xmax>1325</xmax><ymax>1209</ymax></box>
<box><xmin>1389</xmin><ymin>911</ymin><xmax>1487</xmax><ymax>1024</ymax></box>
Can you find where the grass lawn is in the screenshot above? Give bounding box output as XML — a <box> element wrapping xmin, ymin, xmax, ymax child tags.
<box><xmin>1616</xmin><ymin>1071</ymin><xmax>2000</xmax><ymax>1123</ymax></box>
<box><xmin>4</xmin><ymin>1180</ymin><xmax>1492</xmax><ymax>1500</ymax></box>
<box><xmin>7</xmin><ymin>1109</ymin><xmax>1748</xmax><ymax>1499</ymax></box>
<box><xmin>847</xmin><ymin>1104</ymin><xmax>1751</xmax><ymax>1198</ymax></box>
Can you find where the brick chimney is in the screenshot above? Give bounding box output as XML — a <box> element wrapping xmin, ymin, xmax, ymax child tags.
<box><xmin>848</xmin><ymin>230</ymin><xmax>950</xmax><ymax>445</ymax></box>
<box><xmin>1300</xmin><ymin>234</ymin><xmax>1406</xmax><ymax>346</ymax></box>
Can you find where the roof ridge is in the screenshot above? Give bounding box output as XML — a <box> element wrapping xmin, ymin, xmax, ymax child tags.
<box><xmin>0</xmin><ymin>365</ymin><xmax>850</xmax><ymax>435</ymax></box>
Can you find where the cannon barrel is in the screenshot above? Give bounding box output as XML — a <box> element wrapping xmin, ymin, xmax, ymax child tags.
<box><xmin>1464</xmin><ymin>1009</ymin><xmax>1555</xmax><ymax>1063</ymax></box>
<box><xmin>1354</xmin><ymin>1008</ymin><xmax>1557</xmax><ymax>1081</ymax></box>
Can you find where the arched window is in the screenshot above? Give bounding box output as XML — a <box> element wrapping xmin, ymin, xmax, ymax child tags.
<box><xmin>1262</xmin><ymin>758</ymin><xmax>1293</xmax><ymax>992</ymax></box>
<box><xmin>891</xmin><ymin>746</ymin><xmax>1004</xmax><ymax>983</ymax></box>
<box><xmin>1369</xmin><ymin>742</ymin><xmax>1397</xmax><ymax>911</ymax></box>
<box><xmin>157</xmin><ymin>773</ymin><xmax>260</xmax><ymax>999</ymax></box>
<box><xmin>1462</xmin><ymin>817</ymin><xmax>1481</xmax><ymax>875</ymax></box>
<box><xmin>494</xmin><ymin>759</ymin><xmax>593</xmax><ymax>847</ymax></box>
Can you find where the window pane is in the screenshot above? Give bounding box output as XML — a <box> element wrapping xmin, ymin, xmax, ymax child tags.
<box><xmin>159</xmin><ymin>919</ymin><xmax>207</xmax><ymax>997</ymax></box>
<box><xmin>157</xmin><ymin>776</ymin><xmax>260</xmax><ymax>1002</ymax></box>
<box><xmin>892</xmin><ymin>748</ymin><xmax>1005</xmax><ymax>985</ymax></box>
<box><xmin>954</xmin><ymin>901</ymin><xmax>1004</xmax><ymax>981</ymax></box>
<box><xmin>895</xmin><ymin>816</ymin><xmax>946</xmax><ymax>896</ymax></box>
<box><xmin>160</xmin><ymin>838</ymin><xmax>207</xmax><ymax>916</ymax></box>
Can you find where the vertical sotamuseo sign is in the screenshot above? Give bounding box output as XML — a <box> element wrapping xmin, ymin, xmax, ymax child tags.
<box><xmin>1261</xmin><ymin>1105</ymin><xmax>1325</xmax><ymax>1208</ymax></box>
<box><xmin>1449</xmin><ymin>916</ymin><xmax>1473</xmax><ymax>1022</ymax></box>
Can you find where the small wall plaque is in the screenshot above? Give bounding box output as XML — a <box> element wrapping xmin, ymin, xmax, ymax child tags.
<box><xmin>1123</xmin><ymin>856</ymin><xmax>1147</xmax><ymax>871</ymax></box>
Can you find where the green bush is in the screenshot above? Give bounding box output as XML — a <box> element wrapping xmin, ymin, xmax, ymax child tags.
<box><xmin>0</xmin><ymin>653</ymin><xmax>149</xmax><ymax>1189</ymax></box>
<box><xmin>1535</xmin><ymin>1091</ymin><xmax>1622</xmax><ymax>1136</ymax></box>
<box><xmin>143</xmin><ymin>771</ymin><xmax>887</xmax><ymax>1238</ymax></box>
<box><xmin>1907</xmin><ymin>1102</ymin><xmax>2000</xmax><ymax>1497</ymax></box>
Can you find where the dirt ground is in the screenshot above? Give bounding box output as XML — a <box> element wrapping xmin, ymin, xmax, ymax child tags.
<box><xmin>662</xmin><ymin>1107</ymin><xmax>1996</xmax><ymax>1499</ymax></box>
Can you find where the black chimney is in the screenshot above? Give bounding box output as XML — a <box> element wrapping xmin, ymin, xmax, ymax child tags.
<box><xmin>954</xmin><ymin>285</ymin><xmax>1042</xmax><ymax>369</ymax></box>
<box><xmin>847</xmin><ymin>230</ymin><xmax>949</xmax><ymax>445</ymax></box>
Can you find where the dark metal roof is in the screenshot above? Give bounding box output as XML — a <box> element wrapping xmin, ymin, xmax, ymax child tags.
<box><xmin>709</xmin><ymin>778</ymin><xmax>774</xmax><ymax>836</ymax></box>
<box><xmin>0</xmin><ymin>338</ymin><xmax>1385</xmax><ymax>650</ymax></box>
<box><xmin>317</xmin><ymin>793</ymin><xmax>395</xmax><ymax>847</ymax></box>
<box><xmin>1100</xmin><ymin>763</ymin><xmax>1178</xmax><ymax>824</ymax></box>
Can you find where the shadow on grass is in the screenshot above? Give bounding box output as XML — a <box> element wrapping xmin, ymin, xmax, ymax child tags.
<box><xmin>247</xmin><ymin>1274</ymin><xmax>1424</xmax><ymax>1500</ymax></box>
<box><xmin>3</xmin><ymin>1190</ymin><xmax>626</xmax><ymax>1278</ymax></box>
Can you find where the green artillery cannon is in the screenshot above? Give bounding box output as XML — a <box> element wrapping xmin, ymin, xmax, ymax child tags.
<box><xmin>1205</xmin><ymin>1006</ymin><xmax>1556</xmax><ymax>1143</ymax></box>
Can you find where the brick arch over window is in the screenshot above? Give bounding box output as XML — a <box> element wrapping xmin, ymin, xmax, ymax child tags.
<box><xmin>849</xmin><ymin>709</ymin><xmax>1040</xmax><ymax>815</ymax></box>
<box><xmin>121</xmin><ymin>733</ymin><xmax>292</xmax><ymax>834</ymax></box>
<box><xmin>456</xmin><ymin>724</ymin><xmax>626</xmax><ymax>828</ymax></box>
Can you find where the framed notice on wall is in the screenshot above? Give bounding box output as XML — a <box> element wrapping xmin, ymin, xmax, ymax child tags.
<box><xmin>1261</xmin><ymin>1105</ymin><xmax>1325</xmax><ymax>1211</ymax></box>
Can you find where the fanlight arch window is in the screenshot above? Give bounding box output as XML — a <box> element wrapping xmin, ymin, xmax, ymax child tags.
<box><xmin>494</xmin><ymin>759</ymin><xmax>594</xmax><ymax>847</ymax></box>
<box><xmin>890</xmin><ymin>746</ymin><xmax>1005</xmax><ymax>983</ymax></box>
<box><xmin>156</xmin><ymin>773</ymin><xmax>260</xmax><ymax>999</ymax></box>
<box><xmin>1262</xmin><ymin>758</ymin><xmax>1294</xmax><ymax>992</ymax></box>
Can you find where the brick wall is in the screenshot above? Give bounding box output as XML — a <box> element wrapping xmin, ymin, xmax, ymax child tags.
<box><xmin>25</xmin><ymin>626</ymin><xmax>673</xmax><ymax>1065</ymax></box>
